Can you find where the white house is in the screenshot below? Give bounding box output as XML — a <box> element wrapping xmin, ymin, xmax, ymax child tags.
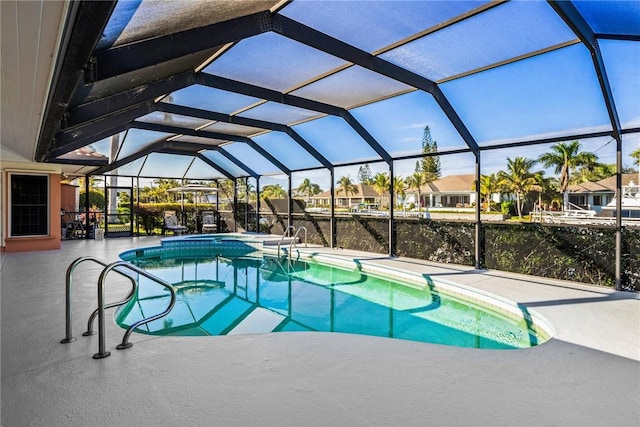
<box><xmin>416</xmin><ymin>174</ymin><xmax>477</xmax><ymax>209</ymax></box>
<box><xmin>567</xmin><ymin>173</ymin><xmax>637</xmax><ymax>212</ymax></box>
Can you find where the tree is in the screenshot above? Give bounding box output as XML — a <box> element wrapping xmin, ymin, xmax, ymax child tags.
<box><xmin>295</xmin><ymin>178</ymin><xmax>321</xmax><ymax>204</ymax></box>
<box><xmin>538</xmin><ymin>141</ymin><xmax>597</xmax><ymax>210</ymax></box>
<box><xmin>372</xmin><ymin>172</ymin><xmax>390</xmax><ymax>209</ymax></box>
<box><xmin>477</xmin><ymin>173</ymin><xmax>500</xmax><ymax>212</ymax></box>
<box><xmin>405</xmin><ymin>172</ymin><xmax>426</xmax><ymax>209</ymax></box>
<box><xmin>631</xmin><ymin>148</ymin><xmax>640</xmax><ymax>168</ymax></box>
<box><xmin>236</xmin><ymin>178</ymin><xmax>257</xmax><ymax>201</ymax></box>
<box><xmin>571</xmin><ymin>163</ymin><xmax>616</xmax><ymax>184</ymax></box>
<box><xmin>534</xmin><ymin>174</ymin><xmax>560</xmax><ymax>211</ymax></box>
<box><xmin>260</xmin><ymin>184</ymin><xmax>287</xmax><ymax>200</ymax></box>
<box><xmin>393</xmin><ymin>176</ymin><xmax>405</xmax><ymax>207</ymax></box>
<box><xmin>498</xmin><ymin>157</ymin><xmax>539</xmax><ymax>218</ymax></box>
<box><xmin>357</xmin><ymin>164</ymin><xmax>373</xmax><ymax>185</ymax></box>
<box><xmin>420</xmin><ymin>126</ymin><xmax>441</xmax><ymax>182</ymax></box>
<box><xmin>141</xmin><ymin>179</ymin><xmax>180</xmax><ymax>203</ymax></box>
<box><xmin>336</xmin><ymin>175</ymin><xmax>359</xmax><ymax>208</ymax></box>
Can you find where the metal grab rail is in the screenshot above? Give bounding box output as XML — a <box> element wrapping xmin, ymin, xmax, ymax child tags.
<box><xmin>61</xmin><ymin>256</ymin><xmax>137</xmax><ymax>344</ymax></box>
<box><xmin>93</xmin><ymin>261</ymin><xmax>176</xmax><ymax>359</ymax></box>
<box><xmin>288</xmin><ymin>226</ymin><xmax>307</xmax><ymax>256</ymax></box>
<box><xmin>276</xmin><ymin>225</ymin><xmax>296</xmax><ymax>256</ymax></box>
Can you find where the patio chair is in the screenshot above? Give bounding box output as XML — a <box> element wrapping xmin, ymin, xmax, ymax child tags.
<box><xmin>163</xmin><ymin>211</ymin><xmax>187</xmax><ymax>236</ymax></box>
<box><xmin>201</xmin><ymin>210</ymin><xmax>217</xmax><ymax>234</ymax></box>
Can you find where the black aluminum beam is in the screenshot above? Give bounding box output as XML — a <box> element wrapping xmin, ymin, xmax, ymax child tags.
<box><xmin>548</xmin><ymin>1</ymin><xmax>622</xmax><ymax>142</ymax></box>
<box><xmin>92</xmin><ymin>140</ymin><xmax>167</xmax><ymax>175</ymax></box>
<box><xmin>549</xmin><ymin>0</ymin><xmax>625</xmax><ymax>291</ymax></box>
<box><xmin>56</xmin><ymin>102</ymin><xmax>155</xmax><ymax>147</ymax></box>
<box><xmin>245</xmin><ymin>139</ymin><xmax>291</xmax><ymax>175</ymax></box>
<box><xmin>51</xmin><ymin>157</ymin><xmax>108</xmax><ymax>166</ymax></box>
<box><xmin>91</xmin><ymin>11</ymin><xmax>269</xmax><ymax>82</ymax></box>
<box><xmin>160</xmin><ymin>96</ymin><xmax>366</xmax><ymax>170</ymax></box>
<box><xmin>67</xmin><ymin>71</ymin><xmax>197</xmax><ymax>127</ymax></box>
<box><xmin>155</xmin><ymin>104</ymin><xmax>289</xmax><ymax>173</ymax></box>
<box><xmin>480</xmin><ymin>129</ymin><xmax>616</xmax><ymax>152</ymax></box>
<box><xmin>269</xmin><ymin>14</ymin><xmax>480</xmax><ymax>154</ymax></box>
<box><xmin>622</xmin><ymin>127</ymin><xmax>640</xmax><ymax>135</ymax></box>
<box><xmin>215</xmin><ymin>147</ymin><xmax>259</xmax><ymax>178</ymax></box>
<box><xmin>156</xmin><ymin>103</ymin><xmax>276</xmax><ymax>132</ymax></box>
<box><xmin>196</xmin><ymin>153</ymin><xmax>236</xmax><ymax>181</ymax></box>
<box><xmin>341</xmin><ymin>111</ymin><xmax>392</xmax><ymax>163</ymax></box>
<box><xmin>140</xmin><ymin>108</ymin><xmax>289</xmax><ymax>174</ymax></box>
<box><xmin>197</xmin><ymin>73</ymin><xmax>389</xmax><ymax>164</ymax></box>
<box><xmin>596</xmin><ymin>33</ymin><xmax>640</xmax><ymax>42</ymax></box>
<box><xmin>196</xmin><ymin>73</ymin><xmax>342</xmax><ymax>116</ymax></box>
<box><xmin>284</xmin><ymin>129</ymin><xmax>333</xmax><ymax>170</ymax></box>
<box><xmin>46</xmin><ymin>123</ymin><xmax>131</xmax><ymax>160</ymax></box>
<box><xmin>162</xmin><ymin>139</ymin><xmax>260</xmax><ymax>178</ymax></box>
<box><xmin>158</xmin><ymin>148</ymin><xmax>236</xmax><ymax>181</ymax></box>
<box><xmin>36</xmin><ymin>1</ymin><xmax>117</xmax><ymax>161</ymax></box>
<box><xmin>131</xmin><ymin>121</ymin><xmax>247</xmax><ymax>142</ymax></box>
<box><xmin>131</xmin><ymin>120</ymin><xmax>285</xmax><ymax>174</ymax></box>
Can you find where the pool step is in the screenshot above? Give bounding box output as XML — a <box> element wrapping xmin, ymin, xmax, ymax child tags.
<box><xmin>227</xmin><ymin>307</ymin><xmax>286</xmax><ymax>335</ymax></box>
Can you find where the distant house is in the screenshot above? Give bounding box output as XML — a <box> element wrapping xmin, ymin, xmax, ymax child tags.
<box><xmin>307</xmin><ymin>175</ymin><xmax>479</xmax><ymax>210</ymax></box>
<box><xmin>417</xmin><ymin>174</ymin><xmax>477</xmax><ymax>208</ymax></box>
<box><xmin>567</xmin><ymin>173</ymin><xmax>637</xmax><ymax>212</ymax></box>
<box><xmin>308</xmin><ymin>184</ymin><xmax>388</xmax><ymax>209</ymax></box>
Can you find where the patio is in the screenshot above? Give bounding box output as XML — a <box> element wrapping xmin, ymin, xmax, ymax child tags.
<box><xmin>1</xmin><ymin>237</ymin><xmax>638</xmax><ymax>426</ymax></box>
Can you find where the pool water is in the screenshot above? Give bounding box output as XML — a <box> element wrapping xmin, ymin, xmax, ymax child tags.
<box><xmin>116</xmin><ymin>252</ymin><xmax>548</xmax><ymax>349</ymax></box>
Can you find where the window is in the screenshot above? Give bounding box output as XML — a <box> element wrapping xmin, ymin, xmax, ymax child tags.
<box><xmin>593</xmin><ymin>195</ymin><xmax>607</xmax><ymax>206</ymax></box>
<box><xmin>569</xmin><ymin>194</ymin><xmax>587</xmax><ymax>208</ymax></box>
<box><xmin>447</xmin><ymin>195</ymin><xmax>470</xmax><ymax>207</ymax></box>
<box><xmin>10</xmin><ymin>174</ymin><xmax>49</xmax><ymax>236</ymax></box>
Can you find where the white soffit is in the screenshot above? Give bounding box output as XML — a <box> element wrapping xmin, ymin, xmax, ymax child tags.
<box><xmin>0</xmin><ymin>0</ymin><xmax>67</xmax><ymax>161</ymax></box>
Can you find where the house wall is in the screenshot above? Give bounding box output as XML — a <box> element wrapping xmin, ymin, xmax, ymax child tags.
<box><xmin>569</xmin><ymin>193</ymin><xmax>613</xmax><ymax>212</ymax></box>
<box><xmin>1</xmin><ymin>162</ymin><xmax>63</xmax><ymax>252</ymax></box>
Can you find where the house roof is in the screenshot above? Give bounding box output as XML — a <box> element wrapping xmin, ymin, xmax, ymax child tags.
<box><xmin>419</xmin><ymin>174</ymin><xmax>476</xmax><ymax>194</ymax></box>
<box><xmin>568</xmin><ymin>173</ymin><xmax>638</xmax><ymax>193</ymax></box>
<box><xmin>312</xmin><ymin>183</ymin><xmax>386</xmax><ymax>199</ymax></box>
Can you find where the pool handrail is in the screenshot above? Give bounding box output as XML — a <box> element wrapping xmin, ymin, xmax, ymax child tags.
<box><xmin>93</xmin><ymin>260</ymin><xmax>176</xmax><ymax>359</ymax></box>
<box><xmin>289</xmin><ymin>226</ymin><xmax>307</xmax><ymax>255</ymax></box>
<box><xmin>276</xmin><ymin>225</ymin><xmax>296</xmax><ymax>256</ymax></box>
<box><xmin>61</xmin><ymin>256</ymin><xmax>138</xmax><ymax>344</ymax></box>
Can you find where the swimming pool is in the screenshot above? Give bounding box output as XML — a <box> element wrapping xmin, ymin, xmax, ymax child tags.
<box><xmin>118</xmin><ymin>236</ymin><xmax>552</xmax><ymax>349</ymax></box>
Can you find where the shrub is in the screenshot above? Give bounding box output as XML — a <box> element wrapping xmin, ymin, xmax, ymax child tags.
<box><xmin>501</xmin><ymin>201</ymin><xmax>515</xmax><ymax>216</ymax></box>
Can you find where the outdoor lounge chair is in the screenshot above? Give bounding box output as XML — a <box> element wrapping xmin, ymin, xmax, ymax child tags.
<box><xmin>163</xmin><ymin>211</ymin><xmax>187</xmax><ymax>235</ymax></box>
<box><xmin>201</xmin><ymin>210</ymin><xmax>217</xmax><ymax>234</ymax></box>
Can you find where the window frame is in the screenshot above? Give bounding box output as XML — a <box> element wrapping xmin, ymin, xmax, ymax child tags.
<box><xmin>9</xmin><ymin>173</ymin><xmax>50</xmax><ymax>237</ymax></box>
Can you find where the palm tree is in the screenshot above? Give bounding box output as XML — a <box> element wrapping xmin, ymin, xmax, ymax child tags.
<box><xmin>404</xmin><ymin>172</ymin><xmax>426</xmax><ymax>209</ymax></box>
<box><xmin>393</xmin><ymin>176</ymin><xmax>405</xmax><ymax>208</ymax></box>
<box><xmin>538</xmin><ymin>141</ymin><xmax>597</xmax><ymax>210</ymax></box>
<box><xmin>534</xmin><ymin>174</ymin><xmax>560</xmax><ymax>212</ymax></box>
<box><xmin>372</xmin><ymin>172</ymin><xmax>390</xmax><ymax>209</ymax></box>
<box><xmin>571</xmin><ymin>163</ymin><xmax>616</xmax><ymax>184</ymax></box>
<box><xmin>336</xmin><ymin>175</ymin><xmax>359</xmax><ymax>208</ymax></box>
<box><xmin>295</xmin><ymin>178</ymin><xmax>321</xmax><ymax>204</ymax></box>
<box><xmin>498</xmin><ymin>157</ymin><xmax>539</xmax><ymax>218</ymax></box>
<box><xmin>477</xmin><ymin>173</ymin><xmax>500</xmax><ymax>212</ymax></box>
<box><xmin>260</xmin><ymin>184</ymin><xmax>287</xmax><ymax>200</ymax></box>
<box><xmin>150</xmin><ymin>179</ymin><xmax>180</xmax><ymax>203</ymax></box>
<box><xmin>631</xmin><ymin>148</ymin><xmax>640</xmax><ymax>183</ymax></box>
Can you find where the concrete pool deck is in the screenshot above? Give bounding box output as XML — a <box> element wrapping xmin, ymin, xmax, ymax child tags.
<box><xmin>1</xmin><ymin>236</ymin><xmax>638</xmax><ymax>426</ymax></box>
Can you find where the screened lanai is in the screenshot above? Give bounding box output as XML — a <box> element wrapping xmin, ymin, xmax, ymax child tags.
<box><xmin>38</xmin><ymin>0</ymin><xmax>640</xmax><ymax>290</ymax></box>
